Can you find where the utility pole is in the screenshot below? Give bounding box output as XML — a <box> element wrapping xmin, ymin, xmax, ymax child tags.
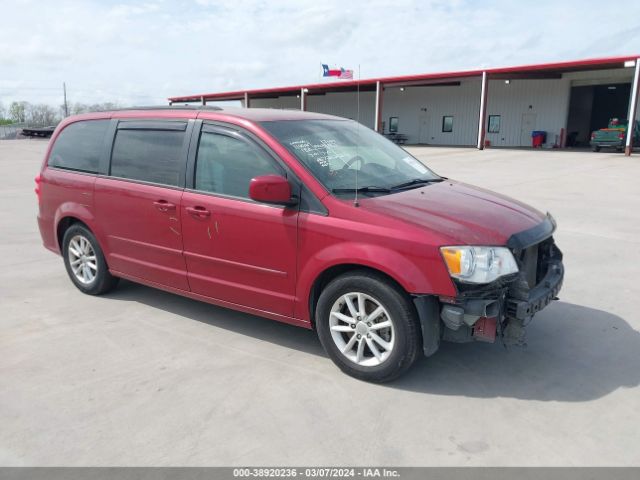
<box><xmin>63</xmin><ymin>82</ymin><xmax>68</xmax><ymax>117</ymax></box>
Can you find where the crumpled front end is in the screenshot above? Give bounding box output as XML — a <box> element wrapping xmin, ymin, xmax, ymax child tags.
<box><xmin>501</xmin><ymin>237</ymin><xmax>563</xmax><ymax>345</ymax></box>
<box><xmin>433</xmin><ymin>215</ymin><xmax>564</xmax><ymax>349</ymax></box>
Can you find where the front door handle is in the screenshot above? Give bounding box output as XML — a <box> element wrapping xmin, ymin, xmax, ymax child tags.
<box><xmin>186</xmin><ymin>205</ymin><xmax>211</xmax><ymax>218</ymax></box>
<box><xmin>153</xmin><ymin>200</ymin><xmax>176</xmax><ymax>212</ymax></box>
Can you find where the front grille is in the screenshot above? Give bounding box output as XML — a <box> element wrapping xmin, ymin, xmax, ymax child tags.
<box><xmin>515</xmin><ymin>237</ymin><xmax>555</xmax><ymax>289</ymax></box>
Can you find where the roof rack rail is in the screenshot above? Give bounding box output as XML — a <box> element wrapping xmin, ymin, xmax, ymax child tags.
<box><xmin>109</xmin><ymin>105</ymin><xmax>223</xmax><ymax>112</ymax></box>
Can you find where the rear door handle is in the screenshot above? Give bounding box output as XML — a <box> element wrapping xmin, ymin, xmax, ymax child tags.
<box><xmin>186</xmin><ymin>206</ymin><xmax>211</xmax><ymax>218</ymax></box>
<box><xmin>154</xmin><ymin>200</ymin><xmax>176</xmax><ymax>212</ymax></box>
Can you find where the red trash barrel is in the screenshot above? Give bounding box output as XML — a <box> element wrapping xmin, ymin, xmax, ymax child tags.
<box><xmin>531</xmin><ymin>131</ymin><xmax>546</xmax><ymax>148</ymax></box>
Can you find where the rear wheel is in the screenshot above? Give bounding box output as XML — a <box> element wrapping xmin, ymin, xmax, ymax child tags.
<box><xmin>315</xmin><ymin>270</ymin><xmax>421</xmax><ymax>382</ymax></box>
<box><xmin>592</xmin><ymin>145</ymin><xmax>600</xmax><ymax>152</ymax></box>
<box><xmin>62</xmin><ymin>224</ymin><xmax>119</xmax><ymax>295</ymax></box>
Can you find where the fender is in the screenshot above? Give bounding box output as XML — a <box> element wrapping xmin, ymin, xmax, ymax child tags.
<box><xmin>53</xmin><ymin>203</ymin><xmax>109</xmax><ymax>256</ymax></box>
<box><xmin>294</xmin><ymin>241</ymin><xmax>455</xmax><ymax>322</ymax></box>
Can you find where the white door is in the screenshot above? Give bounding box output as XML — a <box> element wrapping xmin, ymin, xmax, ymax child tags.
<box><xmin>419</xmin><ymin>113</ymin><xmax>430</xmax><ymax>144</ymax></box>
<box><xmin>520</xmin><ymin>113</ymin><xmax>537</xmax><ymax>146</ymax></box>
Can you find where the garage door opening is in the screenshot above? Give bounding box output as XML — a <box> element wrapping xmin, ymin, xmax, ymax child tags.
<box><xmin>566</xmin><ymin>83</ymin><xmax>631</xmax><ymax>146</ymax></box>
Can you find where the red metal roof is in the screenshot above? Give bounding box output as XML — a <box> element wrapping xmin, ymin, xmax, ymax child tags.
<box><xmin>169</xmin><ymin>55</ymin><xmax>639</xmax><ymax>103</ymax></box>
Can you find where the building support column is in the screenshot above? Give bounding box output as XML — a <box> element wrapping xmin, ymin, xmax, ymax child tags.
<box><xmin>625</xmin><ymin>59</ymin><xmax>640</xmax><ymax>156</ymax></box>
<box><xmin>374</xmin><ymin>81</ymin><xmax>384</xmax><ymax>133</ymax></box>
<box><xmin>477</xmin><ymin>71</ymin><xmax>488</xmax><ymax>150</ymax></box>
<box><xmin>244</xmin><ymin>92</ymin><xmax>250</xmax><ymax>108</ymax></box>
<box><xmin>300</xmin><ymin>88</ymin><xmax>307</xmax><ymax>111</ymax></box>
<box><xmin>201</xmin><ymin>96</ymin><xmax>206</xmax><ymax>106</ymax></box>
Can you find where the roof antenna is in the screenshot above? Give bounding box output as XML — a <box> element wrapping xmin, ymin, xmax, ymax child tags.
<box><xmin>354</xmin><ymin>64</ymin><xmax>361</xmax><ymax>208</ymax></box>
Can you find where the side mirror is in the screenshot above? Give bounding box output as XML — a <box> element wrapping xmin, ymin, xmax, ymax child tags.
<box><xmin>249</xmin><ymin>174</ymin><xmax>297</xmax><ymax>206</ymax></box>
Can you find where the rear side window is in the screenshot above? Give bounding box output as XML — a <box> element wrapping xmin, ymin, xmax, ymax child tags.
<box><xmin>110</xmin><ymin>129</ymin><xmax>185</xmax><ymax>187</ymax></box>
<box><xmin>48</xmin><ymin>120</ymin><xmax>109</xmax><ymax>173</ymax></box>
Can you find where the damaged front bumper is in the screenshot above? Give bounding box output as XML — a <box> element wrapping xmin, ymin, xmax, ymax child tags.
<box><xmin>415</xmin><ymin>218</ymin><xmax>564</xmax><ymax>356</ymax></box>
<box><xmin>439</xmin><ymin>243</ymin><xmax>563</xmax><ymax>347</ymax></box>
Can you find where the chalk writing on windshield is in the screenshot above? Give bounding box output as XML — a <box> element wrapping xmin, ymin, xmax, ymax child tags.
<box><xmin>289</xmin><ymin>138</ymin><xmax>351</xmax><ymax>169</ymax></box>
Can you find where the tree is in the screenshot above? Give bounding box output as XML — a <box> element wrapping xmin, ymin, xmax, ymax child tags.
<box><xmin>0</xmin><ymin>101</ymin><xmax>5</xmax><ymax>120</ymax></box>
<box><xmin>68</xmin><ymin>101</ymin><xmax>120</xmax><ymax>115</ymax></box>
<box><xmin>70</xmin><ymin>102</ymin><xmax>89</xmax><ymax>115</ymax></box>
<box><xmin>9</xmin><ymin>101</ymin><xmax>28</xmax><ymax>123</ymax></box>
<box><xmin>27</xmin><ymin>104</ymin><xmax>59</xmax><ymax>126</ymax></box>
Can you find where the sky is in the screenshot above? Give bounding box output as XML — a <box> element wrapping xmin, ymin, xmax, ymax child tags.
<box><xmin>2</xmin><ymin>0</ymin><xmax>640</xmax><ymax>109</ymax></box>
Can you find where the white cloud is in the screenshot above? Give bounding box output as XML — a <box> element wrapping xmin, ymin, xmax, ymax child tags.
<box><xmin>1</xmin><ymin>0</ymin><xmax>639</xmax><ymax>108</ymax></box>
<box><xmin>108</xmin><ymin>2</ymin><xmax>161</xmax><ymax>17</ymax></box>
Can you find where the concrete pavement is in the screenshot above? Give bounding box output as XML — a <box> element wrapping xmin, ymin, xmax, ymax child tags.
<box><xmin>1</xmin><ymin>139</ymin><xmax>639</xmax><ymax>466</ymax></box>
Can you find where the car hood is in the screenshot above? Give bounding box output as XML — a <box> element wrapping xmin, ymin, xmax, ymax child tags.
<box><xmin>359</xmin><ymin>180</ymin><xmax>547</xmax><ymax>246</ymax></box>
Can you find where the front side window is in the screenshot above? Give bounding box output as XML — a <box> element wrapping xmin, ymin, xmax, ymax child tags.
<box><xmin>48</xmin><ymin>120</ymin><xmax>109</xmax><ymax>173</ymax></box>
<box><xmin>195</xmin><ymin>131</ymin><xmax>283</xmax><ymax>199</ymax></box>
<box><xmin>110</xmin><ymin>129</ymin><xmax>185</xmax><ymax>186</ymax></box>
<box><xmin>442</xmin><ymin>116</ymin><xmax>453</xmax><ymax>133</ymax></box>
<box><xmin>261</xmin><ymin>119</ymin><xmax>440</xmax><ymax>197</ymax></box>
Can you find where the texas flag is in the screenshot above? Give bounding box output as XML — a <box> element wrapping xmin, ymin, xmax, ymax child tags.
<box><xmin>322</xmin><ymin>64</ymin><xmax>353</xmax><ymax>79</ymax></box>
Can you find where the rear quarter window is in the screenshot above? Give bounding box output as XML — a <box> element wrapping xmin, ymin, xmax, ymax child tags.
<box><xmin>48</xmin><ymin>120</ymin><xmax>109</xmax><ymax>173</ymax></box>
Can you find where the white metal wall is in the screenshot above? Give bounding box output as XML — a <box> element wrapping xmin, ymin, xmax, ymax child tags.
<box><xmin>307</xmin><ymin>91</ymin><xmax>375</xmax><ymax>127</ymax></box>
<box><xmin>483</xmin><ymin>79</ymin><xmax>571</xmax><ymax>147</ymax></box>
<box><xmin>383</xmin><ymin>80</ymin><xmax>482</xmax><ymax>145</ymax></box>
<box><xmin>382</xmin><ymin>78</ymin><xmax>573</xmax><ymax>147</ymax></box>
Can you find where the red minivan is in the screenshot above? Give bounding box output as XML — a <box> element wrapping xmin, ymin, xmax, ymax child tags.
<box><xmin>37</xmin><ymin>106</ymin><xmax>564</xmax><ymax>382</ymax></box>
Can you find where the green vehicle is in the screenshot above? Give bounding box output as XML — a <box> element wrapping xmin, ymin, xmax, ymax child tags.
<box><xmin>590</xmin><ymin>118</ymin><xmax>640</xmax><ymax>152</ymax></box>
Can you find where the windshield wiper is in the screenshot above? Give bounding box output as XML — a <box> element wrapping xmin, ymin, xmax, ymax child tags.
<box><xmin>332</xmin><ymin>186</ymin><xmax>391</xmax><ymax>194</ymax></box>
<box><xmin>389</xmin><ymin>178</ymin><xmax>444</xmax><ymax>190</ymax></box>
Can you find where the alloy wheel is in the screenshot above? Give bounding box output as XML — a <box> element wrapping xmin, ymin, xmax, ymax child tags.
<box><xmin>329</xmin><ymin>292</ymin><xmax>395</xmax><ymax>367</ymax></box>
<box><xmin>67</xmin><ymin>234</ymin><xmax>97</xmax><ymax>285</ymax></box>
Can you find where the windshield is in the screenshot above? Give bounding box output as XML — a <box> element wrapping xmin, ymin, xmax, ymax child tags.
<box><xmin>261</xmin><ymin>119</ymin><xmax>440</xmax><ymax>197</ymax></box>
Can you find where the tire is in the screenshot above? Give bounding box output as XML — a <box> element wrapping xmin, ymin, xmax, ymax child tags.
<box><xmin>592</xmin><ymin>145</ymin><xmax>600</xmax><ymax>152</ymax></box>
<box><xmin>315</xmin><ymin>270</ymin><xmax>422</xmax><ymax>383</ymax></box>
<box><xmin>62</xmin><ymin>224</ymin><xmax>119</xmax><ymax>295</ymax></box>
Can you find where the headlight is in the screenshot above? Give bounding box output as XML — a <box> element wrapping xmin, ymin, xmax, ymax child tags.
<box><xmin>440</xmin><ymin>246</ymin><xmax>518</xmax><ymax>284</ymax></box>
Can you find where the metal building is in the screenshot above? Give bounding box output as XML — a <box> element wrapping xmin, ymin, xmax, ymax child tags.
<box><xmin>169</xmin><ymin>55</ymin><xmax>640</xmax><ymax>155</ymax></box>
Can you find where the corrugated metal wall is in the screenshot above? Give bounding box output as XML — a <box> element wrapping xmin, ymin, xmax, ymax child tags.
<box><xmin>248</xmin><ymin>67</ymin><xmax>639</xmax><ymax>145</ymax></box>
<box><xmin>484</xmin><ymin>79</ymin><xmax>571</xmax><ymax>147</ymax></box>
<box><xmin>383</xmin><ymin>80</ymin><xmax>481</xmax><ymax>145</ymax></box>
<box><xmin>307</xmin><ymin>91</ymin><xmax>375</xmax><ymax>127</ymax></box>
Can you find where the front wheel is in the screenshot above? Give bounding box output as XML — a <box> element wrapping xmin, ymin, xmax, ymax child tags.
<box><xmin>315</xmin><ymin>271</ymin><xmax>422</xmax><ymax>382</ymax></box>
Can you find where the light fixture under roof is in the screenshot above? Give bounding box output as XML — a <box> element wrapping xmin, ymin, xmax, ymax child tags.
<box><xmin>624</xmin><ymin>60</ymin><xmax>636</xmax><ymax>68</ymax></box>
